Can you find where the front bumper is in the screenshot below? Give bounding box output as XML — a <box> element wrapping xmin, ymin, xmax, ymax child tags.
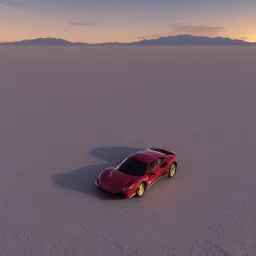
<box><xmin>95</xmin><ymin>179</ymin><xmax>134</xmax><ymax>199</ymax></box>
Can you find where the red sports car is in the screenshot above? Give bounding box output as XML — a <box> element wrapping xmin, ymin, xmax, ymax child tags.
<box><xmin>95</xmin><ymin>147</ymin><xmax>178</xmax><ymax>199</ymax></box>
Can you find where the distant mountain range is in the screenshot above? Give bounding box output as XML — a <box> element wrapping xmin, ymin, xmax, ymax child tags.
<box><xmin>1</xmin><ymin>34</ymin><xmax>255</xmax><ymax>46</ymax></box>
<box><xmin>0</xmin><ymin>38</ymin><xmax>87</xmax><ymax>46</ymax></box>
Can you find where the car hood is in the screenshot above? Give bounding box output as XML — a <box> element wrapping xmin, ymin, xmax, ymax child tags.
<box><xmin>100</xmin><ymin>167</ymin><xmax>138</xmax><ymax>189</ymax></box>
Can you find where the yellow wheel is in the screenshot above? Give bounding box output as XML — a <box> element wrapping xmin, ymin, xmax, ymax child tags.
<box><xmin>136</xmin><ymin>182</ymin><xmax>146</xmax><ymax>197</ymax></box>
<box><xmin>168</xmin><ymin>163</ymin><xmax>177</xmax><ymax>178</ymax></box>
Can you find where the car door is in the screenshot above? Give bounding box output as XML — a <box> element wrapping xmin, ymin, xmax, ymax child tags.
<box><xmin>147</xmin><ymin>158</ymin><xmax>164</xmax><ymax>185</ymax></box>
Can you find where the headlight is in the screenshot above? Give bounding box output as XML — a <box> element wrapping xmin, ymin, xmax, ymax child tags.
<box><xmin>122</xmin><ymin>184</ymin><xmax>134</xmax><ymax>191</ymax></box>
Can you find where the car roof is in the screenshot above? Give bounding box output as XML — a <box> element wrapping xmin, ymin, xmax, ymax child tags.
<box><xmin>130</xmin><ymin>148</ymin><xmax>165</xmax><ymax>164</ymax></box>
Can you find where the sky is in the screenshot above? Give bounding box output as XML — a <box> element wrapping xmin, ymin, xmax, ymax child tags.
<box><xmin>0</xmin><ymin>0</ymin><xmax>256</xmax><ymax>43</ymax></box>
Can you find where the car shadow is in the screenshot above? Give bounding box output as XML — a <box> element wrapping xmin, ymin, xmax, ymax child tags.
<box><xmin>51</xmin><ymin>146</ymin><xmax>145</xmax><ymax>200</ymax></box>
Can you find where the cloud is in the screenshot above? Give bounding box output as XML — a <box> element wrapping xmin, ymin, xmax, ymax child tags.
<box><xmin>168</xmin><ymin>23</ymin><xmax>224</xmax><ymax>37</ymax></box>
<box><xmin>0</xmin><ymin>4</ymin><xmax>24</xmax><ymax>13</ymax></box>
<box><xmin>67</xmin><ymin>21</ymin><xmax>98</xmax><ymax>27</ymax></box>
<box><xmin>136</xmin><ymin>23</ymin><xmax>225</xmax><ymax>40</ymax></box>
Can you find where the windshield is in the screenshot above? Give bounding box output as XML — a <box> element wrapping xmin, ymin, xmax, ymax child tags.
<box><xmin>117</xmin><ymin>157</ymin><xmax>147</xmax><ymax>177</ymax></box>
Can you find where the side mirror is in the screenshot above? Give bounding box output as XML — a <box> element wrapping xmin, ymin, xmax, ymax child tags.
<box><xmin>160</xmin><ymin>162</ymin><xmax>167</xmax><ymax>168</ymax></box>
<box><xmin>117</xmin><ymin>159</ymin><xmax>122</xmax><ymax>165</ymax></box>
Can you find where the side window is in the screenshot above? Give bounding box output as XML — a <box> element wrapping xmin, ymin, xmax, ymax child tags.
<box><xmin>148</xmin><ymin>161</ymin><xmax>154</xmax><ymax>173</ymax></box>
<box><xmin>148</xmin><ymin>159</ymin><xmax>159</xmax><ymax>173</ymax></box>
<box><xmin>156</xmin><ymin>157</ymin><xmax>164</xmax><ymax>165</ymax></box>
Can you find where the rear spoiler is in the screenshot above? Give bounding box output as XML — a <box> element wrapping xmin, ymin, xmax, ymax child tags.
<box><xmin>150</xmin><ymin>147</ymin><xmax>176</xmax><ymax>155</ymax></box>
<box><xmin>161</xmin><ymin>147</ymin><xmax>176</xmax><ymax>155</ymax></box>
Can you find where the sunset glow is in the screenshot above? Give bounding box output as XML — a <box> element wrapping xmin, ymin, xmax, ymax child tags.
<box><xmin>1</xmin><ymin>0</ymin><xmax>256</xmax><ymax>43</ymax></box>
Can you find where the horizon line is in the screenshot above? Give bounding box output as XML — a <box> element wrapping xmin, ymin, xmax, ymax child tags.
<box><xmin>1</xmin><ymin>34</ymin><xmax>255</xmax><ymax>44</ymax></box>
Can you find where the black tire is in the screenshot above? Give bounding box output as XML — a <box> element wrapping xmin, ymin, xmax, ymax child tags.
<box><xmin>135</xmin><ymin>182</ymin><xmax>146</xmax><ymax>197</ymax></box>
<box><xmin>168</xmin><ymin>163</ymin><xmax>177</xmax><ymax>178</ymax></box>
